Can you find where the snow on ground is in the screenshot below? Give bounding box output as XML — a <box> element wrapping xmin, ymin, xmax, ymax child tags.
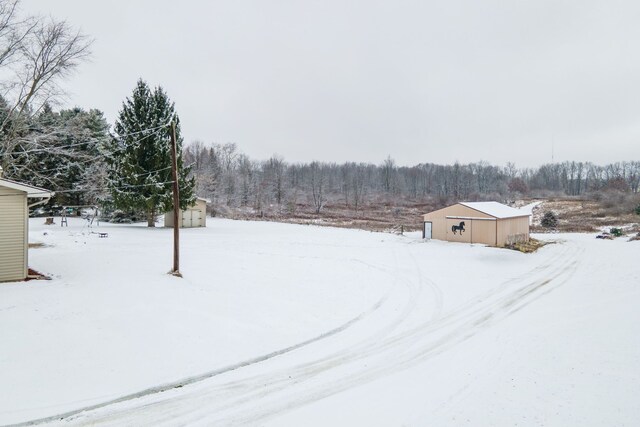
<box><xmin>1</xmin><ymin>218</ymin><xmax>639</xmax><ymax>426</ymax></box>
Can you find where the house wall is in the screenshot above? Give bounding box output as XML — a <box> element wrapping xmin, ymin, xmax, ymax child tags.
<box><xmin>0</xmin><ymin>186</ymin><xmax>27</xmax><ymax>282</ymax></box>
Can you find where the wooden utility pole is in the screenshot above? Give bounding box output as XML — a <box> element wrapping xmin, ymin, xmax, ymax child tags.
<box><xmin>169</xmin><ymin>121</ymin><xmax>182</xmax><ymax>277</ymax></box>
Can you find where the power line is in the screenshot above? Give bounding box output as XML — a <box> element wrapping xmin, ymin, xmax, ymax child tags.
<box><xmin>4</xmin><ymin>124</ymin><xmax>169</xmax><ymax>157</ymax></box>
<box><xmin>0</xmin><ymin>179</ymin><xmax>178</xmax><ymax>198</ymax></box>
<box><xmin>17</xmin><ymin>155</ymin><xmax>175</xmax><ymax>179</ymax></box>
<box><xmin>1</xmin><ymin>126</ymin><xmax>176</xmax><ymax>178</ymax></box>
<box><xmin>111</xmin><ymin>120</ymin><xmax>172</xmax><ymax>139</ymax></box>
<box><xmin>0</xmin><ymin>119</ymin><xmax>183</xmax><ymax>198</ymax></box>
<box><xmin>6</xmin><ymin>141</ymin><xmax>92</xmax><ymax>155</ymax></box>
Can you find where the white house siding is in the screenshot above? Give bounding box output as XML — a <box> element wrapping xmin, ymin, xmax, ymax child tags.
<box><xmin>0</xmin><ymin>186</ymin><xmax>27</xmax><ymax>282</ymax></box>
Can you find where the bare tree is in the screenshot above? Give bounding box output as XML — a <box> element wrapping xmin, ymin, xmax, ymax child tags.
<box><xmin>381</xmin><ymin>155</ymin><xmax>397</xmax><ymax>194</ymax></box>
<box><xmin>0</xmin><ymin>0</ymin><xmax>92</xmax><ymax>175</ymax></box>
<box><xmin>264</xmin><ymin>155</ymin><xmax>286</xmax><ymax>206</ymax></box>
<box><xmin>351</xmin><ymin>163</ymin><xmax>366</xmax><ymax>212</ymax></box>
<box><xmin>0</xmin><ymin>0</ymin><xmax>33</xmax><ymax>69</ymax></box>
<box><xmin>309</xmin><ymin>161</ymin><xmax>326</xmax><ymax>214</ymax></box>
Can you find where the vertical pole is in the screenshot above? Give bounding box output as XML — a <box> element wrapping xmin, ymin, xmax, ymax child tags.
<box><xmin>170</xmin><ymin>121</ymin><xmax>181</xmax><ymax>277</ymax></box>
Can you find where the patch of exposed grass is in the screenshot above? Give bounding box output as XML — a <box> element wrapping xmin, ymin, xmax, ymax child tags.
<box><xmin>505</xmin><ymin>238</ymin><xmax>548</xmax><ymax>253</ymax></box>
<box><xmin>28</xmin><ymin>242</ymin><xmax>49</xmax><ymax>249</ymax></box>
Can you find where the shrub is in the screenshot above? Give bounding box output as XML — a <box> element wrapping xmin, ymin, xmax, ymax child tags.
<box><xmin>541</xmin><ymin>211</ymin><xmax>558</xmax><ymax>228</ymax></box>
<box><xmin>610</xmin><ymin>227</ymin><xmax>623</xmax><ymax>237</ymax></box>
<box><xmin>635</xmin><ymin>204</ymin><xmax>640</xmax><ymax>216</ymax></box>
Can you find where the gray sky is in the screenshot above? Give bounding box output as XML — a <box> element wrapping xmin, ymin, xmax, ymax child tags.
<box><xmin>21</xmin><ymin>0</ymin><xmax>640</xmax><ymax>167</ymax></box>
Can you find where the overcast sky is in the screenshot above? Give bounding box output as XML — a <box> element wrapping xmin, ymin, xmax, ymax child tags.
<box><xmin>20</xmin><ymin>0</ymin><xmax>640</xmax><ymax>167</ymax></box>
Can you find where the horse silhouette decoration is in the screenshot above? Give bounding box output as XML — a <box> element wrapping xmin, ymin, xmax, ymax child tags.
<box><xmin>451</xmin><ymin>221</ymin><xmax>466</xmax><ymax>235</ymax></box>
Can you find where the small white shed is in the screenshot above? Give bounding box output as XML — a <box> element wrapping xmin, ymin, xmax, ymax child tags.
<box><xmin>164</xmin><ymin>197</ymin><xmax>209</xmax><ymax>228</ymax></box>
<box><xmin>0</xmin><ymin>173</ymin><xmax>54</xmax><ymax>283</ymax></box>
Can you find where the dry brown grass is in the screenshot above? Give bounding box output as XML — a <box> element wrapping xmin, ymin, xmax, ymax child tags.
<box><xmin>532</xmin><ymin>194</ymin><xmax>640</xmax><ymax>233</ymax></box>
<box><xmin>28</xmin><ymin>242</ymin><xmax>49</xmax><ymax>249</ymax></box>
<box><xmin>219</xmin><ymin>198</ymin><xmax>432</xmax><ymax>233</ymax></box>
<box><xmin>215</xmin><ymin>192</ymin><xmax>640</xmax><ymax>235</ymax></box>
<box><xmin>504</xmin><ymin>238</ymin><xmax>549</xmax><ymax>253</ymax></box>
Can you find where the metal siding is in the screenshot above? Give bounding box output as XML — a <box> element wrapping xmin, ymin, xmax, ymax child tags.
<box><xmin>496</xmin><ymin>217</ymin><xmax>530</xmax><ymax>246</ymax></box>
<box><xmin>445</xmin><ymin>218</ymin><xmax>472</xmax><ymax>243</ymax></box>
<box><xmin>423</xmin><ymin>204</ymin><xmax>493</xmax><ymax>243</ymax></box>
<box><xmin>470</xmin><ymin>219</ymin><xmax>497</xmax><ymax>246</ymax></box>
<box><xmin>424</xmin><ymin>203</ymin><xmax>529</xmax><ymax>247</ymax></box>
<box><xmin>0</xmin><ymin>187</ymin><xmax>27</xmax><ymax>282</ymax></box>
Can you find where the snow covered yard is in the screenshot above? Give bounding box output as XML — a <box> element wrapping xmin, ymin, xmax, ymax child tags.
<box><xmin>0</xmin><ymin>218</ymin><xmax>639</xmax><ymax>426</ymax></box>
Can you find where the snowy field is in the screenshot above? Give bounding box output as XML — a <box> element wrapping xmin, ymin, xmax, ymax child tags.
<box><xmin>1</xmin><ymin>218</ymin><xmax>639</xmax><ymax>426</ymax></box>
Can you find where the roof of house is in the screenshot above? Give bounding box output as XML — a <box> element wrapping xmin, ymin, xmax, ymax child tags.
<box><xmin>0</xmin><ymin>178</ymin><xmax>55</xmax><ymax>198</ymax></box>
<box><xmin>459</xmin><ymin>201</ymin><xmax>530</xmax><ymax>219</ymax></box>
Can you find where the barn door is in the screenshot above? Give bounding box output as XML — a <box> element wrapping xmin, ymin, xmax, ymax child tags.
<box><xmin>423</xmin><ymin>222</ymin><xmax>432</xmax><ymax>239</ymax></box>
<box><xmin>446</xmin><ymin>218</ymin><xmax>471</xmax><ymax>243</ymax></box>
<box><xmin>181</xmin><ymin>210</ymin><xmax>192</xmax><ymax>228</ymax></box>
<box><xmin>192</xmin><ymin>209</ymin><xmax>202</xmax><ymax>227</ymax></box>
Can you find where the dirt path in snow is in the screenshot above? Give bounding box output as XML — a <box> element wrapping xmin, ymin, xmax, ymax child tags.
<box><xmin>13</xmin><ymin>241</ymin><xmax>581</xmax><ymax>427</ymax></box>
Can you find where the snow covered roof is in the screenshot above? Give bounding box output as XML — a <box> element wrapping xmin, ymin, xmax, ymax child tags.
<box><xmin>0</xmin><ymin>178</ymin><xmax>54</xmax><ymax>198</ymax></box>
<box><xmin>459</xmin><ymin>201</ymin><xmax>530</xmax><ymax>219</ymax></box>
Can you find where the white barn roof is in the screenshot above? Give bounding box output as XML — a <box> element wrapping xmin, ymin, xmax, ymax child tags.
<box><xmin>459</xmin><ymin>201</ymin><xmax>530</xmax><ymax>219</ymax></box>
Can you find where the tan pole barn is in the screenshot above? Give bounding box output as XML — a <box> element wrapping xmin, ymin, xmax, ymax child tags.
<box><xmin>422</xmin><ymin>202</ymin><xmax>530</xmax><ymax>247</ymax></box>
<box><xmin>0</xmin><ymin>174</ymin><xmax>54</xmax><ymax>283</ymax></box>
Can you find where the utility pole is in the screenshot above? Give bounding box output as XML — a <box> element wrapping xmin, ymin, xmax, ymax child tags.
<box><xmin>169</xmin><ymin>120</ymin><xmax>181</xmax><ymax>277</ymax></box>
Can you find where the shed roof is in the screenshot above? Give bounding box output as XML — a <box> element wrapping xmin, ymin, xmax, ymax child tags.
<box><xmin>459</xmin><ymin>201</ymin><xmax>530</xmax><ymax>219</ymax></box>
<box><xmin>0</xmin><ymin>178</ymin><xmax>55</xmax><ymax>198</ymax></box>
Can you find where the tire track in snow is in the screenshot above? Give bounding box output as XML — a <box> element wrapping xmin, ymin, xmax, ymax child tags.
<box><xmin>215</xmin><ymin>245</ymin><xmax>582</xmax><ymax>427</ymax></box>
<box><xmin>21</xmin><ymin>239</ymin><xmax>577</xmax><ymax>425</ymax></box>
<box><xmin>50</xmin><ymin>241</ymin><xmax>582</xmax><ymax>426</ymax></box>
<box><xmin>5</xmin><ymin>278</ymin><xmax>396</xmax><ymax>427</ymax></box>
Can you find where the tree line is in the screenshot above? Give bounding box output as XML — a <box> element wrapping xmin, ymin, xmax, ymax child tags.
<box><xmin>184</xmin><ymin>142</ymin><xmax>640</xmax><ymax>216</ymax></box>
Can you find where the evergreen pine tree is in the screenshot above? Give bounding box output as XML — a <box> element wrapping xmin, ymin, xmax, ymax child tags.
<box><xmin>541</xmin><ymin>211</ymin><xmax>558</xmax><ymax>228</ymax></box>
<box><xmin>107</xmin><ymin>79</ymin><xmax>195</xmax><ymax>226</ymax></box>
<box><xmin>5</xmin><ymin>103</ymin><xmax>110</xmax><ymax>206</ymax></box>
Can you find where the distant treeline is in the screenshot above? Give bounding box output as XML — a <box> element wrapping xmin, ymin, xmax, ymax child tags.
<box><xmin>184</xmin><ymin>141</ymin><xmax>640</xmax><ymax>215</ymax></box>
<box><xmin>4</xmin><ymin>105</ymin><xmax>638</xmax><ymax>216</ymax></box>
